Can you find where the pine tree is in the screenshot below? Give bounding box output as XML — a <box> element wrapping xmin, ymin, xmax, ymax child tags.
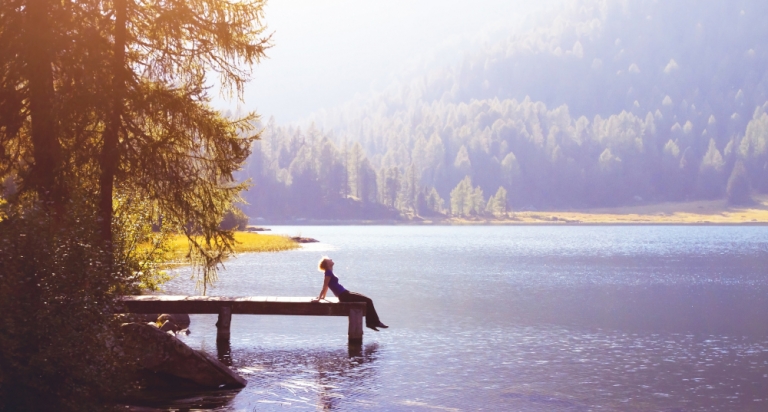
<box><xmin>431</xmin><ymin>188</ymin><xmax>446</xmax><ymax>214</ymax></box>
<box><xmin>486</xmin><ymin>186</ymin><xmax>508</xmax><ymax>217</ymax></box>
<box><xmin>1</xmin><ymin>0</ymin><xmax>271</xmax><ymax>292</ymax></box>
<box><xmin>359</xmin><ymin>159</ymin><xmax>378</xmax><ymax>204</ymax></box>
<box><xmin>470</xmin><ymin>186</ymin><xmax>485</xmax><ymax>216</ymax></box>
<box><xmin>0</xmin><ymin>0</ymin><xmax>271</xmax><ymax>406</ymax></box>
<box><xmin>450</xmin><ymin>176</ymin><xmax>472</xmax><ymax>216</ymax></box>
<box><xmin>348</xmin><ymin>142</ymin><xmax>365</xmax><ymax>198</ymax></box>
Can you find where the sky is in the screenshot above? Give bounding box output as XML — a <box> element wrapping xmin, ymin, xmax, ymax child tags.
<box><xmin>216</xmin><ymin>0</ymin><xmax>556</xmax><ymax>123</ymax></box>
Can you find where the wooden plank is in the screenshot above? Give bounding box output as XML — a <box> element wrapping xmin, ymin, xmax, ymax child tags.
<box><xmin>116</xmin><ymin>296</ymin><xmax>365</xmax><ymax>316</ymax></box>
<box><xmin>232</xmin><ymin>301</ymin><xmax>365</xmax><ymax>316</ymax></box>
<box><xmin>237</xmin><ymin>296</ymin><xmax>268</xmax><ymax>302</ymax></box>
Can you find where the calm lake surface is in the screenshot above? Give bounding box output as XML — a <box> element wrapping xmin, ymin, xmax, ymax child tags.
<box><xmin>152</xmin><ymin>226</ymin><xmax>768</xmax><ymax>411</ymax></box>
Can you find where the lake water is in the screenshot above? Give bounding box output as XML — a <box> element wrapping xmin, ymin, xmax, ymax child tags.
<box><xmin>149</xmin><ymin>226</ymin><xmax>768</xmax><ymax>411</ymax></box>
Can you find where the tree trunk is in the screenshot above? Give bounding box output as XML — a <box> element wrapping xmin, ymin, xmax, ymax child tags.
<box><xmin>99</xmin><ymin>0</ymin><xmax>127</xmax><ymax>245</ymax></box>
<box><xmin>25</xmin><ymin>0</ymin><xmax>65</xmax><ymax>209</ymax></box>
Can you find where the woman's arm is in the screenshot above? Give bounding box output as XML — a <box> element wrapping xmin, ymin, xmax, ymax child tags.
<box><xmin>315</xmin><ymin>275</ymin><xmax>331</xmax><ymax>300</ymax></box>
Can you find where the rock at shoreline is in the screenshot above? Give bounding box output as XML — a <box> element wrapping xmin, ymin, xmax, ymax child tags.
<box><xmin>291</xmin><ymin>236</ymin><xmax>319</xmax><ymax>243</ymax></box>
<box><xmin>118</xmin><ymin>313</ymin><xmax>159</xmax><ymax>323</ymax></box>
<box><xmin>158</xmin><ymin>319</ymin><xmax>181</xmax><ymax>333</ymax></box>
<box><xmin>120</xmin><ymin>313</ymin><xmax>190</xmax><ymax>325</ymax></box>
<box><xmin>245</xmin><ymin>226</ymin><xmax>271</xmax><ymax>232</ymax></box>
<box><xmin>158</xmin><ymin>313</ymin><xmax>190</xmax><ymax>328</ymax></box>
<box><xmin>120</xmin><ymin>323</ymin><xmax>246</xmax><ymax>389</ymax></box>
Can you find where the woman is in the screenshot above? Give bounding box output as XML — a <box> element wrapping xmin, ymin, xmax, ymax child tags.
<box><xmin>312</xmin><ymin>257</ymin><xmax>388</xmax><ymax>331</ymax></box>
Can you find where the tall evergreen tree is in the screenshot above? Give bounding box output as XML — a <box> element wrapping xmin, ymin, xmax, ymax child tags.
<box><xmin>0</xmin><ymin>0</ymin><xmax>271</xmax><ymax>406</ymax></box>
<box><xmin>486</xmin><ymin>186</ymin><xmax>508</xmax><ymax>217</ymax></box>
<box><xmin>450</xmin><ymin>176</ymin><xmax>472</xmax><ymax>216</ymax></box>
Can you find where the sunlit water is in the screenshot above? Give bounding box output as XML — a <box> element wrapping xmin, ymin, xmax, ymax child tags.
<box><xmin>143</xmin><ymin>226</ymin><xmax>768</xmax><ymax>411</ymax></box>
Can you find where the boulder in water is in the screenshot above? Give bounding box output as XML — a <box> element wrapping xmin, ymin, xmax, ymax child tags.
<box><xmin>291</xmin><ymin>236</ymin><xmax>319</xmax><ymax>243</ymax></box>
<box><xmin>120</xmin><ymin>322</ymin><xmax>245</xmax><ymax>389</ymax></box>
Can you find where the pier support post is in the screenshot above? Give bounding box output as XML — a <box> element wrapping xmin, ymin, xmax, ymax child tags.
<box><xmin>348</xmin><ymin>343</ymin><xmax>363</xmax><ymax>358</ymax></box>
<box><xmin>216</xmin><ymin>305</ymin><xmax>232</xmax><ymax>341</ymax></box>
<box><xmin>348</xmin><ymin>307</ymin><xmax>363</xmax><ymax>344</ymax></box>
<box><xmin>216</xmin><ymin>338</ymin><xmax>233</xmax><ymax>366</ymax></box>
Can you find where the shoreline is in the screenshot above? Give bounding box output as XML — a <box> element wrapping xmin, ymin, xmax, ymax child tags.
<box><xmin>254</xmin><ymin>220</ymin><xmax>768</xmax><ymax>226</ymax></box>
<box><xmin>253</xmin><ymin>197</ymin><xmax>768</xmax><ymax>226</ymax></box>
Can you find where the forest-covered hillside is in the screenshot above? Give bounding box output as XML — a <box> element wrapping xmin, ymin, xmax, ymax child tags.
<box><xmin>240</xmin><ymin>0</ymin><xmax>768</xmax><ymax>221</ymax></box>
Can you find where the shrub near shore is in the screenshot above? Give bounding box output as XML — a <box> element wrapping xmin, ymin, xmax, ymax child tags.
<box><xmin>162</xmin><ymin>232</ymin><xmax>298</xmax><ymax>262</ymax></box>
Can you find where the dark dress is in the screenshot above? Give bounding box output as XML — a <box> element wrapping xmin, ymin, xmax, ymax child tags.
<box><xmin>324</xmin><ymin>270</ymin><xmax>382</xmax><ymax>329</ymax></box>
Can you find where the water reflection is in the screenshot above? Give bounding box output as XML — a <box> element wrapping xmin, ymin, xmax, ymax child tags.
<box><xmin>125</xmin><ymin>386</ymin><xmax>241</xmax><ymax>410</ymax></box>
<box><xmin>128</xmin><ymin>343</ymin><xmax>380</xmax><ymax>410</ymax></box>
<box><xmin>233</xmin><ymin>343</ymin><xmax>380</xmax><ymax>410</ymax></box>
<box><xmin>217</xmin><ymin>339</ymin><xmax>233</xmax><ymax>367</ymax></box>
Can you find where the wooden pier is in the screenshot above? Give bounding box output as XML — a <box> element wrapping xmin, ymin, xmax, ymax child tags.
<box><xmin>116</xmin><ymin>295</ymin><xmax>368</xmax><ymax>344</ymax></box>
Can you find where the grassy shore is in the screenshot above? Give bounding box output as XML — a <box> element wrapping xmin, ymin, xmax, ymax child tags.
<box><xmin>163</xmin><ymin>231</ymin><xmax>298</xmax><ymax>261</ymax></box>
<box><xmin>439</xmin><ymin>195</ymin><xmax>768</xmax><ymax>225</ymax></box>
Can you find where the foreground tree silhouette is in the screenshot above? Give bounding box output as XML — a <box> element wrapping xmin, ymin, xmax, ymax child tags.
<box><xmin>2</xmin><ymin>0</ymin><xmax>270</xmax><ymax>291</ymax></box>
<box><xmin>103</xmin><ymin>0</ymin><xmax>271</xmax><ymax>289</ymax></box>
<box><xmin>0</xmin><ymin>0</ymin><xmax>270</xmax><ymax>408</ymax></box>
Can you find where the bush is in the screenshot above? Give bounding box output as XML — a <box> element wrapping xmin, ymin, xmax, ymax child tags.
<box><xmin>219</xmin><ymin>206</ymin><xmax>249</xmax><ymax>231</ymax></box>
<box><xmin>0</xmin><ymin>202</ymin><xmax>135</xmax><ymax>411</ymax></box>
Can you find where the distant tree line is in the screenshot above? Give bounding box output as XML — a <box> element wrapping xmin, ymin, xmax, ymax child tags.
<box><xmin>241</xmin><ymin>98</ymin><xmax>768</xmax><ymax>220</ymax></box>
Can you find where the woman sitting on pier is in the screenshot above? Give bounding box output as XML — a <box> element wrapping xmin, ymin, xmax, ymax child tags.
<box><xmin>312</xmin><ymin>257</ymin><xmax>388</xmax><ymax>331</ymax></box>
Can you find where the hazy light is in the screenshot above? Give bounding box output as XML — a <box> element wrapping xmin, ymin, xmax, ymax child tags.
<box><xmin>219</xmin><ymin>0</ymin><xmax>555</xmax><ymax>122</ymax></box>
